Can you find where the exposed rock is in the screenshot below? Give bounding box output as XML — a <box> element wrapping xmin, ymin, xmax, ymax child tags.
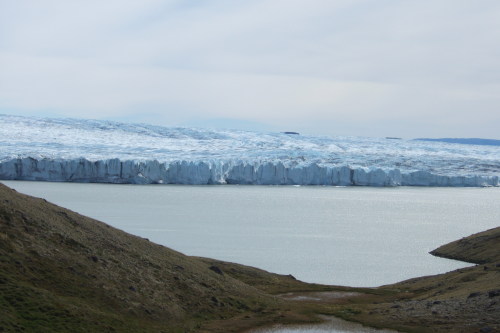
<box><xmin>209</xmin><ymin>265</ymin><xmax>224</xmax><ymax>275</ymax></box>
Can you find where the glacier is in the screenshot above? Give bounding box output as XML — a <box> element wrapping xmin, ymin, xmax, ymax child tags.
<box><xmin>0</xmin><ymin>114</ymin><xmax>498</xmax><ymax>187</ymax></box>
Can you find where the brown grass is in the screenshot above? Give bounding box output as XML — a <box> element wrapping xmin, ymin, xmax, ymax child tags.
<box><xmin>0</xmin><ymin>183</ymin><xmax>305</xmax><ymax>332</ymax></box>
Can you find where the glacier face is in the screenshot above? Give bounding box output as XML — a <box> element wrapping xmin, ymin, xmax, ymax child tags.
<box><xmin>0</xmin><ymin>114</ymin><xmax>499</xmax><ymax>186</ymax></box>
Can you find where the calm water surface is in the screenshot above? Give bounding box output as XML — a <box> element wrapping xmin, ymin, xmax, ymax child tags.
<box><xmin>4</xmin><ymin>181</ymin><xmax>499</xmax><ymax>287</ymax></box>
<box><xmin>250</xmin><ymin>315</ymin><xmax>398</xmax><ymax>333</ymax></box>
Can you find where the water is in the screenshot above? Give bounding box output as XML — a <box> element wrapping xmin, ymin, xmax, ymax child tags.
<box><xmin>3</xmin><ymin>181</ymin><xmax>500</xmax><ymax>287</ymax></box>
<box><xmin>250</xmin><ymin>315</ymin><xmax>398</xmax><ymax>333</ymax></box>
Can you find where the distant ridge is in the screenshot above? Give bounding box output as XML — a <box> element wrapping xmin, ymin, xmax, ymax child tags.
<box><xmin>414</xmin><ymin>138</ymin><xmax>500</xmax><ymax>146</ymax></box>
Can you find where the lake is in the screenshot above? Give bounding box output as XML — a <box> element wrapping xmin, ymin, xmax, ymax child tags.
<box><xmin>3</xmin><ymin>181</ymin><xmax>499</xmax><ymax>287</ymax></box>
<box><xmin>250</xmin><ymin>315</ymin><xmax>398</xmax><ymax>333</ymax></box>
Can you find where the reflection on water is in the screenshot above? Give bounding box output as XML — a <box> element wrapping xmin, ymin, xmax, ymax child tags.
<box><xmin>278</xmin><ymin>291</ymin><xmax>361</xmax><ymax>302</ymax></box>
<box><xmin>250</xmin><ymin>315</ymin><xmax>398</xmax><ymax>333</ymax></box>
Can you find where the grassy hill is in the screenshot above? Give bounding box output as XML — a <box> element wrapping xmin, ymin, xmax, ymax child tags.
<box><xmin>430</xmin><ymin>227</ymin><xmax>500</xmax><ymax>264</ymax></box>
<box><xmin>0</xmin><ymin>183</ymin><xmax>334</xmax><ymax>332</ymax></box>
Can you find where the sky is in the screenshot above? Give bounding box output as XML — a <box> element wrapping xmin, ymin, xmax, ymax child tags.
<box><xmin>0</xmin><ymin>0</ymin><xmax>499</xmax><ymax>139</ymax></box>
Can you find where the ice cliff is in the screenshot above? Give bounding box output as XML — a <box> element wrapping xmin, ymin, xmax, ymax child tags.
<box><xmin>0</xmin><ymin>115</ymin><xmax>498</xmax><ymax>187</ymax></box>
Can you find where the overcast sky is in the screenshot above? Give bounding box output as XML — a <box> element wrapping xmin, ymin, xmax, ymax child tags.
<box><xmin>1</xmin><ymin>0</ymin><xmax>499</xmax><ymax>139</ymax></box>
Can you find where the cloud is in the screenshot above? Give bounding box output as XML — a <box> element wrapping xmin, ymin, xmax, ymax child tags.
<box><xmin>1</xmin><ymin>0</ymin><xmax>499</xmax><ymax>138</ymax></box>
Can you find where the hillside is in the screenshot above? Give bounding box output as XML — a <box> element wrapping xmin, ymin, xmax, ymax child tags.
<box><xmin>430</xmin><ymin>227</ymin><xmax>500</xmax><ymax>264</ymax></box>
<box><xmin>0</xmin><ymin>183</ymin><xmax>329</xmax><ymax>332</ymax></box>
